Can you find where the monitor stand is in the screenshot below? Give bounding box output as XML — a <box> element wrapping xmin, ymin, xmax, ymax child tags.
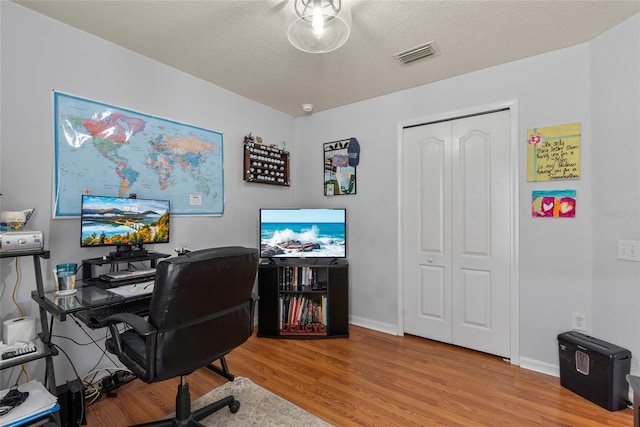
<box><xmin>109</xmin><ymin>245</ymin><xmax>148</xmax><ymax>260</ymax></box>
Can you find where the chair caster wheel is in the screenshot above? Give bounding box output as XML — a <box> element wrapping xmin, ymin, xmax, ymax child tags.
<box><xmin>229</xmin><ymin>400</ymin><xmax>240</xmax><ymax>413</ymax></box>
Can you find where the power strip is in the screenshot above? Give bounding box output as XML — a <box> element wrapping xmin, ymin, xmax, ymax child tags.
<box><xmin>100</xmin><ymin>371</ymin><xmax>135</xmax><ymax>395</ymax></box>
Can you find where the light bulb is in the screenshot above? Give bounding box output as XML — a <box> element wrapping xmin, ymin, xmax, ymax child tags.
<box><xmin>312</xmin><ymin>7</ymin><xmax>324</xmax><ymax>35</ymax></box>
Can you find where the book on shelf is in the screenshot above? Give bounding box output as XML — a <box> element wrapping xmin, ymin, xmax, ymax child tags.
<box><xmin>279</xmin><ymin>266</ymin><xmax>322</xmax><ymax>291</ymax></box>
<box><xmin>278</xmin><ymin>294</ymin><xmax>327</xmax><ymax>335</ymax></box>
<box><xmin>322</xmin><ymin>295</ymin><xmax>327</xmax><ymax>326</ymax></box>
<box><xmin>291</xmin><ymin>296</ymin><xmax>299</xmax><ymax>323</ymax></box>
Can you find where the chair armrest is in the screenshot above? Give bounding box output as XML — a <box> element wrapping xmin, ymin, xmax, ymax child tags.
<box><xmin>105</xmin><ymin>312</ymin><xmax>158</xmax><ymax>381</ymax></box>
<box><xmin>105</xmin><ymin>312</ymin><xmax>155</xmax><ymax>336</ymax></box>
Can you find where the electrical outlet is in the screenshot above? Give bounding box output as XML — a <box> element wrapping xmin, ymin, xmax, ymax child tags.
<box><xmin>617</xmin><ymin>240</ymin><xmax>640</xmax><ymax>261</ymax></box>
<box><xmin>572</xmin><ymin>312</ymin><xmax>587</xmax><ymax>331</ymax></box>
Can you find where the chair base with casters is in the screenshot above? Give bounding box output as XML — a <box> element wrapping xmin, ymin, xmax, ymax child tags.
<box><xmin>133</xmin><ymin>376</ymin><xmax>239</xmax><ymax>427</ymax></box>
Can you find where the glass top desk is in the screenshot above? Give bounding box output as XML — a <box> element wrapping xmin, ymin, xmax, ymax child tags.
<box><xmin>32</xmin><ymin>277</ymin><xmax>238</xmax><ymax>380</ymax></box>
<box><xmin>33</xmin><ymin>281</ymin><xmax>153</xmax><ymax>329</ymax></box>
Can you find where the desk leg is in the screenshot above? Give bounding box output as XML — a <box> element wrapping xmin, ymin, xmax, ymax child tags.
<box><xmin>39</xmin><ymin>303</ymin><xmax>58</xmax><ymax>394</ymax></box>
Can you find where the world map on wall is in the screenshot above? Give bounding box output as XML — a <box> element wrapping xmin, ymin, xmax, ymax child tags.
<box><xmin>54</xmin><ymin>92</ymin><xmax>224</xmax><ymax>217</ymax></box>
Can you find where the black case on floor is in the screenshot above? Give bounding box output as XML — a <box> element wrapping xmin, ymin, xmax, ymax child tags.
<box><xmin>557</xmin><ymin>331</ymin><xmax>631</xmax><ymax>411</ymax></box>
<box><xmin>56</xmin><ymin>379</ymin><xmax>86</xmax><ymax>426</ymax></box>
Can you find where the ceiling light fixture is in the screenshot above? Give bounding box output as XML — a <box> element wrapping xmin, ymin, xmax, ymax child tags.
<box><xmin>287</xmin><ymin>0</ymin><xmax>352</xmax><ymax>54</ymax></box>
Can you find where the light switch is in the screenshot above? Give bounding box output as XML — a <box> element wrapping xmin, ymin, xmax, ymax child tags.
<box><xmin>617</xmin><ymin>240</ymin><xmax>640</xmax><ymax>262</ymax></box>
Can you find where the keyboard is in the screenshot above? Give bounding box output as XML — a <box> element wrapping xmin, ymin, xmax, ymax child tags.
<box><xmin>75</xmin><ymin>298</ymin><xmax>151</xmax><ymax>329</ymax></box>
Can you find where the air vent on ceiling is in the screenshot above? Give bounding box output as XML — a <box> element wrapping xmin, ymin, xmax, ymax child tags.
<box><xmin>393</xmin><ymin>41</ymin><xmax>438</xmax><ymax>66</ymax></box>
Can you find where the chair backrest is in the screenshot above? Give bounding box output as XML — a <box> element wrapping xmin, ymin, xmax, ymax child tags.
<box><xmin>148</xmin><ymin>246</ymin><xmax>258</xmax><ymax>380</ymax></box>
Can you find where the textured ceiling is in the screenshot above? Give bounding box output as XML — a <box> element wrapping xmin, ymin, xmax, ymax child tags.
<box><xmin>12</xmin><ymin>0</ymin><xmax>640</xmax><ymax>116</ymax></box>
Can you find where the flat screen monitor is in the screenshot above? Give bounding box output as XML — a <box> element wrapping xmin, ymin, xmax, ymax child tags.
<box><xmin>80</xmin><ymin>195</ymin><xmax>170</xmax><ymax>252</ymax></box>
<box><xmin>260</xmin><ymin>208</ymin><xmax>346</xmax><ymax>259</ymax></box>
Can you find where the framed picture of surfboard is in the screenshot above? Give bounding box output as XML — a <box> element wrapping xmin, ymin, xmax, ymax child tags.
<box><xmin>323</xmin><ymin>138</ymin><xmax>358</xmax><ymax>196</ymax></box>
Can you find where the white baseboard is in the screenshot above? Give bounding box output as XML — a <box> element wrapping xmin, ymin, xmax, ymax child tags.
<box><xmin>519</xmin><ymin>356</ymin><xmax>559</xmax><ymax>377</ymax></box>
<box><xmin>349</xmin><ymin>315</ymin><xmax>399</xmax><ymax>336</ymax></box>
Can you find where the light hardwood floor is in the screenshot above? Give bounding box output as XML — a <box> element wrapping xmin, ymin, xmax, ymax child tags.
<box><xmin>84</xmin><ymin>325</ymin><xmax>633</xmax><ymax>426</ymax></box>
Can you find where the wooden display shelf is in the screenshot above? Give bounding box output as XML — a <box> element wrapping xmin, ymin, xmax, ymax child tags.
<box><xmin>243</xmin><ymin>141</ymin><xmax>290</xmax><ymax>186</ymax></box>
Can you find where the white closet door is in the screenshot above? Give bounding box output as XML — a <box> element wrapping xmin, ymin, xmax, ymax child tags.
<box><xmin>403</xmin><ymin>121</ymin><xmax>453</xmax><ymax>343</ymax></box>
<box><xmin>403</xmin><ymin>110</ymin><xmax>511</xmax><ymax>358</ymax></box>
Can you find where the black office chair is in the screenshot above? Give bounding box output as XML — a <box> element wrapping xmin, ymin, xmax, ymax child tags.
<box><xmin>104</xmin><ymin>246</ymin><xmax>259</xmax><ymax>427</ymax></box>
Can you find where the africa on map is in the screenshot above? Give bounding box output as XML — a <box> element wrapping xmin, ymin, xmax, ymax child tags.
<box><xmin>54</xmin><ymin>92</ymin><xmax>224</xmax><ymax>217</ymax></box>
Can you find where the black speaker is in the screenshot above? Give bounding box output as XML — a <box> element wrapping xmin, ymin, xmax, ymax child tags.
<box><xmin>56</xmin><ymin>379</ymin><xmax>86</xmax><ymax>426</ymax></box>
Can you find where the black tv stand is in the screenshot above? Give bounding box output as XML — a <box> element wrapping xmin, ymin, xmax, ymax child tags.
<box><xmin>257</xmin><ymin>260</ymin><xmax>349</xmax><ymax>339</ymax></box>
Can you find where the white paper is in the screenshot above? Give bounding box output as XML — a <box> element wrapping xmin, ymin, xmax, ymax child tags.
<box><xmin>107</xmin><ymin>282</ymin><xmax>154</xmax><ymax>297</ymax></box>
<box><xmin>0</xmin><ymin>380</ymin><xmax>58</xmax><ymax>426</ymax></box>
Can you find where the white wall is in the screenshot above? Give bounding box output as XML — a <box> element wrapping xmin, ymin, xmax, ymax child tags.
<box><xmin>294</xmin><ymin>14</ymin><xmax>640</xmax><ymax>374</ymax></box>
<box><xmin>591</xmin><ymin>16</ymin><xmax>640</xmax><ymax>371</ymax></box>
<box><xmin>2</xmin><ymin>1</ymin><xmax>639</xmax><ymax>387</ymax></box>
<box><xmin>0</xmin><ymin>2</ymin><xmax>294</xmax><ymax>387</ymax></box>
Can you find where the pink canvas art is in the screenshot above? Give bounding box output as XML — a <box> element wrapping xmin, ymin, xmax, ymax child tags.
<box><xmin>532</xmin><ymin>190</ymin><xmax>576</xmax><ymax>218</ymax></box>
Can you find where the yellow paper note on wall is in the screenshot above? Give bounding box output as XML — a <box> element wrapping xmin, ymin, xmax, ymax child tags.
<box><xmin>527</xmin><ymin>122</ymin><xmax>580</xmax><ymax>182</ymax></box>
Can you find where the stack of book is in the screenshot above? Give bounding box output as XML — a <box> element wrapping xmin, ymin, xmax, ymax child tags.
<box><xmin>278</xmin><ymin>294</ymin><xmax>327</xmax><ymax>335</ymax></box>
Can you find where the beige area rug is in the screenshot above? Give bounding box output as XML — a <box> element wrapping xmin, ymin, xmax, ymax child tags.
<box><xmin>192</xmin><ymin>377</ymin><xmax>333</xmax><ymax>427</ymax></box>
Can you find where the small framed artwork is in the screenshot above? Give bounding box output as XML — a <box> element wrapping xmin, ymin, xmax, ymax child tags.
<box><xmin>527</xmin><ymin>122</ymin><xmax>581</xmax><ymax>182</ymax></box>
<box><xmin>323</xmin><ymin>138</ymin><xmax>357</xmax><ymax>196</ymax></box>
<box><xmin>531</xmin><ymin>190</ymin><xmax>576</xmax><ymax>218</ymax></box>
